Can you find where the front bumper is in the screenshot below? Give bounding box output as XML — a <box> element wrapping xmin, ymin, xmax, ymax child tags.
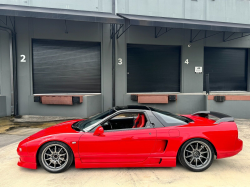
<box><xmin>217</xmin><ymin>138</ymin><xmax>243</xmax><ymax>159</ymax></box>
<box><xmin>17</xmin><ymin>140</ymin><xmax>37</xmax><ymax>169</ymax></box>
<box><xmin>18</xmin><ymin>156</ymin><xmax>37</xmax><ymax>169</ymax></box>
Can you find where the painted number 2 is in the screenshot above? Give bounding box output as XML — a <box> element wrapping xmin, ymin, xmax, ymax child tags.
<box><xmin>20</xmin><ymin>55</ymin><xmax>26</xmax><ymax>62</ymax></box>
<box><xmin>118</xmin><ymin>58</ymin><xmax>122</xmax><ymax>65</ymax></box>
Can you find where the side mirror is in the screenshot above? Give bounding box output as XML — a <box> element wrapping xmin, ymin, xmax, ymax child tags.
<box><xmin>93</xmin><ymin>126</ymin><xmax>104</xmax><ymax>136</ymax></box>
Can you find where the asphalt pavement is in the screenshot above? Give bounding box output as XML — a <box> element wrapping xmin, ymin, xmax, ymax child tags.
<box><xmin>0</xmin><ymin>134</ymin><xmax>28</xmax><ymax>148</ymax></box>
<box><xmin>0</xmin><ymin>127</ymin><xmax>42</xmax><ymax>148</ymax></box>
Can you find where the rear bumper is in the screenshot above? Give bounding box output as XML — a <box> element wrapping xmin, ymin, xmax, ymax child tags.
<box><xmin>217</xmin><ymin>139</ymin><xmax>243</xmax><ymax>159</ymax></box>
<box><xmin>17</xmin><ymin>156</ymin><xmax>37</xmax><ymax>170</ymax></box>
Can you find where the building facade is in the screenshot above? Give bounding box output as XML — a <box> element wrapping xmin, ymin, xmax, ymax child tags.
<box><xmin>0</xmin><ymin>0</ymin><xmax>250</xmax><ymax>119</ymax></box>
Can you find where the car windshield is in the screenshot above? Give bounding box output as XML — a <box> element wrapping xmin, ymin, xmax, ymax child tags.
<box><xmin>77</xmin><ymin>109</ymin><xmax>116</xmax><ymax>131</ymax></box>
<box><xmin>149</xmin><ymin>107</ymin><xmax>193</xmax><ymax>123</ymax></box>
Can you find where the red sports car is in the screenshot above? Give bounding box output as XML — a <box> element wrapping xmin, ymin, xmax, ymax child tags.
<box><xmin>17</xmin><ymin>105</ymin><xmax>243</xmax><ymax>173</ymax></box>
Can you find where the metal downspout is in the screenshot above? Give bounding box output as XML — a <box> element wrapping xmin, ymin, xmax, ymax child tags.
<box><xmin>112</xmin><ymin>0</ymin><xmax>116</xmax><ymax>107</ymax></box>
<box><xmin>112</xmin><ymin>25</ymin><xmax>115</xmax><ymax>107</ymax></box>
<box><xmin>0</xmin><ymin>25</ymin><xmax>18</xmax><ymax>116</ymax></box>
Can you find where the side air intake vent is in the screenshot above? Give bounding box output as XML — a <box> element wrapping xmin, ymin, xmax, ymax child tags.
<box><xmin>214</xmin><ymin>96</ymin><xmax>225</xmax><ymax>102</ymax></box>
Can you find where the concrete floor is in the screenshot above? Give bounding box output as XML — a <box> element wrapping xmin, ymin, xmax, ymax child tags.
<box><xmin>0</xmin><ymin>116</ymin><xmax>66</xmax><ymax>134</ymax></box>
<box><xmin>0</xmin><ymin>128</ymin><xmax>42</xmax><ymax>148</ymax></box>
<box><xmin>0</xmin><ymin>119</ymin><xmax>249</xmax><ymax>187</ymax></box>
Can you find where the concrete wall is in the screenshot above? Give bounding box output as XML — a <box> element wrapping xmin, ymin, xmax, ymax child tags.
<box><xmin>0</xmin><ymin>17</ymin><xmax>112</xmax><ymax>117</ymax></box>
<box><xmin>124</xmin><ymin>94</ymin><xmax>206</xmax><ymax>115</ymax></box>
<box><xmin>0</xmin><ymin>29</ymin><xmax>11</xmax><ymax>116</ymax></box>
<box><xmin>1</xmin><ymin>0</ymin><xmax>250</xmax><ymax>118</ymax></box>
<box><xmin>115</xmin><ymin>22</ymin><xmax>250</xmax><ymax>116</ymax></box>
<box><xmin>27</xmin><ymin>95</ymin><xmax>102</xmax><ymax>118</ymax></box>
<box><xmin>85</xmin><ymin>95</ymin><xmax>102</xmax><ymax>117</ymax></box>
<box><xmin>1</xmin><ymin>16</ymin><xmax>250</xmax><ymax>118</ymax></box>
<box><xmin>207</xmin><ymin>99</ymin><xmax>250</xmax><ymax>119</ymax></box>
<box><xmin>0</xmin><ymin>95</ymin><xmax>6</xmax><ymax>117</ymax></box>
<box><xmin>117</xmin><ymin>26</ymin><xmax>250</xmax><ymax>93</ymax></box>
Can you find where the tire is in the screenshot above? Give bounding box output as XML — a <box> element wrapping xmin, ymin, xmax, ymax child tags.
<box><xmin>178</xmin><ymin>138</ymin><xmax>214</xmax><ymax>172</ymax></box>
<box><xmin>38</xmin><ymin>141</ymin><xmax>73</xmax><ymax>173</ymax></box>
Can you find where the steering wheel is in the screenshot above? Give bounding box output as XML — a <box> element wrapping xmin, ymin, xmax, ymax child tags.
<box><xmin>103</xmin><ymin>121</ymin><xmax>112</xmax><ymax>130</ymax></box>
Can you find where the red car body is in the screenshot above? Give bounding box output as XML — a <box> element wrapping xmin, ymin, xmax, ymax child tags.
<box><xmin>17</xmin><ymin>109</ymin><xmax>243</xmax><ymax>170</ymax></box>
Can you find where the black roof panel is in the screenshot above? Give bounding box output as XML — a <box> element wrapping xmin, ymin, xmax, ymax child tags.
<box><xmin>114</xmin><ymin>105</ymin><xmax>150</xmax><ymax>111</ymax></box>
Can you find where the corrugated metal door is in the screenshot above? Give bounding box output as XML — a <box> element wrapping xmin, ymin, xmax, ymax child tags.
<box><xmin>32</xmin><ymin>39</ymin><xmax>101</xmax><ymax>94</ymax></box>
<box><xmin>127</xmin><ymin>44</ymin><xmax>180</xmax><ymax>93</ymax></box>
<box><xmin>204</xmin><ymin>47</ymin><xmax>247</xmax><ymax>91</ymax></box>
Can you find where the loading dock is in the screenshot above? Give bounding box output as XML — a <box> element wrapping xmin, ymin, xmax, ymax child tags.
<box><xmin>127</xmin><ymin>44</ymin><xmax>181</xmax><ymax>93</ymax></box>
<box><xmin>1</xmin><ymin>2</ymin><xmax>250</xmax><ymax>118</ymax></box>
<box><xmin>204</xmin><ymin>47</ymin><xmax>247</xmax><ymax>91</ymax></box>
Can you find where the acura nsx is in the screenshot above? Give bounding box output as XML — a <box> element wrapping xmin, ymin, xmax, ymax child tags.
<box><xmin>17</xmin><ymin>105</ymin><xmax>243</xmax><ymax>173</ymax></box>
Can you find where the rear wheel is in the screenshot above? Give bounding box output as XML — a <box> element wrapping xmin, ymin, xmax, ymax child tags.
<box><xmin>38</xmin><ymin>141</ymin><xmax>73</xmax><ymax>173</ymax></box>
<box><xmin>178</xmin><ymin>138</ymin><xmax>214</xmax><ymax>172</ymax></box>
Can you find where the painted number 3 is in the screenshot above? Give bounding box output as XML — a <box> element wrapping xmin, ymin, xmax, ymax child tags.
<box><xmin>118</xmin><ymin>58</ymin><xmax>122</xmax><ymax>65</ymax></box>
<box><xmin>20</xmin><ymin>55</ymin><xmax>26</xmax><ymax>62</ymax></box>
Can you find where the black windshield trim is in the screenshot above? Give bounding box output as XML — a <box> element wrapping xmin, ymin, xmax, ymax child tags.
<box><xmin>78</xmin><ymin>109</ymin><xmax>116</xmax><ymax>131</ymax></box>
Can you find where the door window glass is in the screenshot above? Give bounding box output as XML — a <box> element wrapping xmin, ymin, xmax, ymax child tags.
<box><xmin>78</xmin><ymin>109</ymin><xmax>116</xmax><ymax>131</ymax></box>
<box><xmin>102</xmin><ymin>112</ymin><xmax>148</xmax><ymax>131</ymax></box>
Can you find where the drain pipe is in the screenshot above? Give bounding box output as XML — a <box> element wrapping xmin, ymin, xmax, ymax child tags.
<box><xmin>111</xmin><ymin>24</ymin><xmax>116</xmax><ymax>107</ymax></box>
<box><xmin>0</xmin><ymin>25</ymin><xmax>18</xmax><ymax>116</ymax></box>
<box><xmin>111</xmin><ymin>0</ymin><xmax>116</xmax><ymax>107</ymax></box>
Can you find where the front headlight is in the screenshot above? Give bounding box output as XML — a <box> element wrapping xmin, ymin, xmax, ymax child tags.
<box><xmin>17</xmin><ymin>142</ymin><xmax>28</xmax><ymax>156</ymax></box>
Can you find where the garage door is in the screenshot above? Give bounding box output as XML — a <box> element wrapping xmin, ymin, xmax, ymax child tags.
<box><xmin>127</xmin><ymin>44</ymin><xmax>180</xmax><ymax>92</ymax></box>
<box><xmin>204</xmin><ymin>47</ymin><xmax>247</xmax><ymax>91</ymax></box>
<box><xmin>32</xmin><ymin>39</ymin><xmax>101</xmax><ymax>94</ymax></box>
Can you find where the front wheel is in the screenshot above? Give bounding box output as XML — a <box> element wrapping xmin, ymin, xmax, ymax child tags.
<box><xmin>178</xmin><ymin>138</ymin><xmax>214</xmax><ymax>172</ymax></box>
<box><xmin>38</xmin><ymin>141</ymin><xmax>73</xmax><ymax>173</ymax></box>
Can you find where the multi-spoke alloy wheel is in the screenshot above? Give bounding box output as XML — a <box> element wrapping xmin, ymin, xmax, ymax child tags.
<box><xmin>179</xmin><ymin>139</ymin><xmax>214</xmax><ymax>172</ymax></box>
<box><xmin>38</xmin><ymin>141</ymin><xmax>73</xmax><ymax>173</ymax></box>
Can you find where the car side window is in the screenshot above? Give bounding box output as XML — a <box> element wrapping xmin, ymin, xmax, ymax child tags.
<box><xmin>112</xmin><ymin>113</ymin><xmax>138</xmax><ymax>119</ymax></box>
<box><xmin>101</xmin><ymin>112</ymin><xmax>150</xmax><ymax>131</ymax></box>
<box><xmin>153</xmin><ymin>111</ymin><xmax>187</xmax><ymax>126</ymax></box>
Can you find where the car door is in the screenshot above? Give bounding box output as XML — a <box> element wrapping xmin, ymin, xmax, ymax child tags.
<box><xmin>78</xmin><ymin>113</ymin><xmax>156</xmax><ymax>163</ymax></box>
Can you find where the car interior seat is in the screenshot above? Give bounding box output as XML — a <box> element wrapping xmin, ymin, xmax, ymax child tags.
<box><xmin>133</xmin><ymin>114</ymin><xmax>145</xmax><ymax>128</ymax></box>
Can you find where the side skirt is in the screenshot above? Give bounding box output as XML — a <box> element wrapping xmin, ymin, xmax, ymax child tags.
<box><xmin>74</xmin><ymin>157</ymin><xmax>176</xmax><ymax>169</ymax></box>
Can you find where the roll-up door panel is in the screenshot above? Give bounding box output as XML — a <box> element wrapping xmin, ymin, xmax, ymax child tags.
<box><xmin>32</xmin><ymin>39</ymin><xmax>101</xmax><ymax>94</ymax></box>
<box><xmin>127</xmin><ymin>44</ymin><xmax>180</xmax><ymax>93</ymax></box>
<box><xmin>204</xmin><ymin>47</ymin><xmax>247</xmax><ymax>91</ymax></box>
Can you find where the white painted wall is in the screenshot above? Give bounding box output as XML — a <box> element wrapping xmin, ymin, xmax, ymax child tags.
<box><xmin>117</xmin><ymin>0</ymin><xmax>250</xmax><ymax>24</ymax></box>
<box><xmin>0</xmin><ymin>0</ymin><xmax>112</xmax><ymax>13</ymax></box>
<box><xmin>1</xmin><ymin>1</ymin><xmax>250</xmax><ymax>24</ymax></box>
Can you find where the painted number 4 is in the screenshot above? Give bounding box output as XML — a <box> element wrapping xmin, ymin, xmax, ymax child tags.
<box><xmin>20</xmin><ymin>55</ymin><xmax>26</xmax><ymax>62</ymax></box>
<box><xmin>184</xmin><ymin>59</ymin><xmax>189</xmax><ymax>64</ymax></box>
